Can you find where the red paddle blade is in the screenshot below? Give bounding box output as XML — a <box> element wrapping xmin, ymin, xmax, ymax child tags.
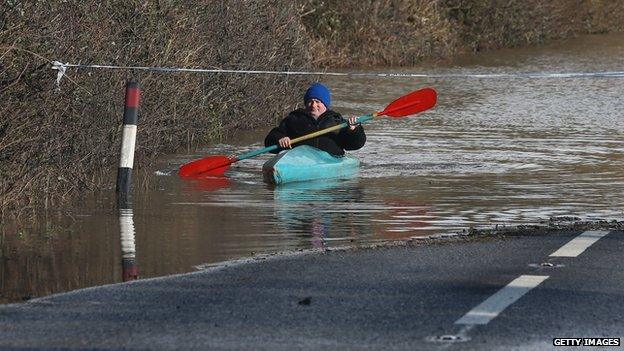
<box><xmin>379</xmin><ymin>87</ymin><xmax>437</xmax><ymax>118</ymax></box>
<box><xmin>178</xmin><ymin>156</ymin><xmax>232</xmax><ymax>177</ymax></box>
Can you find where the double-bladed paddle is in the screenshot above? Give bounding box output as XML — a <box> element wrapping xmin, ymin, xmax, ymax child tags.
<box><xmin>179</xmin><ymin>87</ymin><xmax>437</xmax><ymax>177</ymax></box>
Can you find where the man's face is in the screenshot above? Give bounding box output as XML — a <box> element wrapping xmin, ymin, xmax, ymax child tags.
<box><xmin>306</xmin><ymin>99</ymin><xmax>327</xmax><ymax>118</ymax></box>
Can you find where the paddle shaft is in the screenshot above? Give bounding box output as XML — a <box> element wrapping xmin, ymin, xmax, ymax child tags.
<box><xmin>234</xmin><ymin>114</ymin><xmax>375</xmax><ymax>162</ymax></box>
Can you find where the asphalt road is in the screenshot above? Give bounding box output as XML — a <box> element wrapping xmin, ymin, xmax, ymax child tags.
<box><xmin>0</xmin><ymin>229</ymin><xmax>622</xmax><ymax>350</ymax></box>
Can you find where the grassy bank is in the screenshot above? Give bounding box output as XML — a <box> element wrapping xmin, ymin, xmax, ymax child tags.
<box><xmin>0</xmin><ymin>1</ymin><xmax>311</xmax><ymax>215</ymax></box>
<box><xmin>1</xmin><ymin>0</ymin><xmax>623</xmax><ymax>215</ymax></box>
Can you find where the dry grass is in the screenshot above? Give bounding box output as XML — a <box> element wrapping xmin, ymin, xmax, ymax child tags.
<box><xmin>298</xmin><ymin>0</ymin><xmax>458</xmax><ymax>67</ymax></box>
<box><xmin>298</xmin><ymin>0</ymin><xmax>624</xmax><ymax>67</ymax></box>
<box><xmin>0</xmin><ymin>0</ymin><xmax>312</xmax><ymax>216</ymax></box>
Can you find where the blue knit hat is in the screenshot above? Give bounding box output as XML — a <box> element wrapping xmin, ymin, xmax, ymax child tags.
<box><xmin>304</xmin><ymin>83</ymin><xmax>331</xmax><ymax>108</ymax></box>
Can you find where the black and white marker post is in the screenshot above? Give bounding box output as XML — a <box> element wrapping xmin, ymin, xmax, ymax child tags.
<box><xmin>116</xmin><ymin>81</ymin><xmax>140</xmax><ymax>280</ymax></box>
<box><xmin>116</xmin><ymin>81</ymin><xmax>140</xmax><ymax>206</ymax></box>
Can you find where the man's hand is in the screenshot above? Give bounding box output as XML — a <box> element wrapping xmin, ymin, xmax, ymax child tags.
<box><xmin>348</xmin><ymin>116</ymin><xmax>360</xmax><ymax>131</ymax></box>
<box><xmin>278</xmin><ymin>137</ymin><xmax>292</xmax><ymax>149</ymax></box>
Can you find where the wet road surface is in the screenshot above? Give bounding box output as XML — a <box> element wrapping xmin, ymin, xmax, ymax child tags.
<box><xmin>0</xmin><ymin>229</ymin><xmax>622</xmax><ymax>350</ymax></box>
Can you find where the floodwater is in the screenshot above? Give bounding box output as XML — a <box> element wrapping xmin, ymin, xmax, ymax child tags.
<box><xmin>2</xmin><ymin>33</ymin><xmax>623</xmax><ymax>303</ymax></box>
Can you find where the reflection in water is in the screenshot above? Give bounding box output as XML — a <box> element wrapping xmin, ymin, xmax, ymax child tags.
<box><xmin>273</xmin><ymin>179</ymin><xmax>365</xmax><ymax>248</ymax></box>
<box><xmin>373</xmin><ymin>200</ymin><xmax>432</xmax><ymax>240</ymax></box>
<box><xmin>272</xmin><ymin>180</ymin><xmax>439</xmax><ymax>243</ymax></box>
<box><xmin>119</xmin><ymin>208</ymin><xmax>138</xmax><ymax>282</ymax></box>
<box><xmin>181</xmin><ymin>175</ymin><xmax>233</xmax><ymax>192</ymax></box>
<box><xmin>0</xmin><ymin>212</ymin><xmax>120</xmax><ymax>304</ymax></box>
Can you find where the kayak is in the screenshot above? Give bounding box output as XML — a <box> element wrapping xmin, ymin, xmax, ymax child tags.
<box><xmin>262</xmin><ymin>145</ymin><xmax>359</xmax><ymax>185</ymax></box>
<box><xmin>263</xmin><ymin>146</ymin><xmax>359</xmax><ymax>185</ymax></box>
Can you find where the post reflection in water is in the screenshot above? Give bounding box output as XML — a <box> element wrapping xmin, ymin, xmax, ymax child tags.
<box><xmin>119</xmin><ymin>207</ymin><xmax>138</xmax><ymax>282</ymax></box>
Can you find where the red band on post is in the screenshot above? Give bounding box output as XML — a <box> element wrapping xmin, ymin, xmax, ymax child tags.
<box><xmin>125</xmin><ymin>87</ymin><xmax>140</xmax><ymax>108</ymax></box>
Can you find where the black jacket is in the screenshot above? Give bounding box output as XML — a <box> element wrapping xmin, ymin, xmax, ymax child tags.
<box><xmin>264</xmin><ymin>108</ymin><xmax>366</xmax><ymax>156</ymax></box>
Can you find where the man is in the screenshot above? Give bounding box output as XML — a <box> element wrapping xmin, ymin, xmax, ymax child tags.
<box><xmin>264</xmin><ymin>83</ymin><xmax>366</xmax><ymax>155</ymax></box>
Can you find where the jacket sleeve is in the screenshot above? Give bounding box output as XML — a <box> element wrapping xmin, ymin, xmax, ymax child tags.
<box><xmin>337</xmin><ymin>122</ymin><xmax>366</xmax><ymax>151</ymax></box>
<box><xmin>264</xmin><ymin>116</ymin><xmax>290</xmax><ymax>154</ymax></box>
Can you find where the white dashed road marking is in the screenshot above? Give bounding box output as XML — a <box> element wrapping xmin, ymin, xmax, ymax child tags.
<box><xmin>451</xmin><ymin>229</ymin><xmax>612</xmax><ymax>345</ymax></box>
<box><xmin>549</xmin><ymin>230</ymin><xmax>610</xmax><ymax>257</ymax></box>
<box><xmin>455</xmin><ymin>275</ymin><xmax>549</xmax><ymax>325</ymax></box>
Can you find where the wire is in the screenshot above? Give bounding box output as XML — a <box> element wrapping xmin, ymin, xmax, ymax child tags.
<box><xmin>51</xmin><ymin>61</ymin><xmax>624</xmax><ymax>88</ymax></box>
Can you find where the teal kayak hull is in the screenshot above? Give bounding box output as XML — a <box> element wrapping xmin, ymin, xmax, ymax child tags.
<box><xmin>262</xmin><ymin>145</ymin><xmax>359</xmax><ymax>185</ymax></box>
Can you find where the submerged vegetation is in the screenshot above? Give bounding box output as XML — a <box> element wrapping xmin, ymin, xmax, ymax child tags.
<box><xmin>1</xmin><ymin>0</ymin><xmax>623</xmax><ymax>215</ymax></box>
